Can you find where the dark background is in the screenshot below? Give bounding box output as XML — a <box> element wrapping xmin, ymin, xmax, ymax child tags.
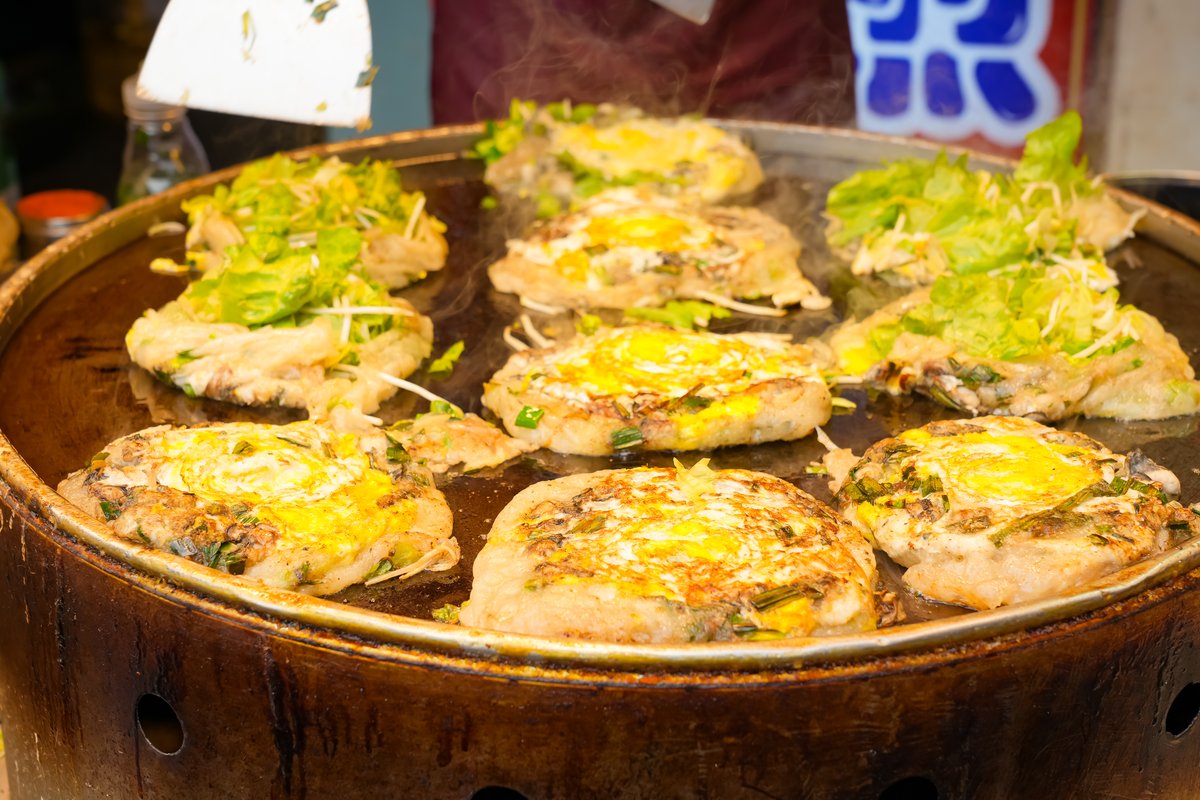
<box><xmin>1</xmin><ymin>0</ymin><xmax>322</xmax><ymax>204</ymax></box>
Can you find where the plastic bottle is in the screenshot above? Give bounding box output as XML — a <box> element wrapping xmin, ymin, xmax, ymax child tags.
<box><xmin>116</xmin><ymin>74</ymin><xmax>210</xmax><ymax>205</ymax></box>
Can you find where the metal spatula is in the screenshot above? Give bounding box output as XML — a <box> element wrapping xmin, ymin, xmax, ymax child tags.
<box><xmin>138</xmin><ymin>0</ymin><xmax>374</xmax><ymax>128</ymax></box>
<box><xmin>649</xmin><ymin>0</ymin><xmax>716</xmax><ymax>25</ymax></box>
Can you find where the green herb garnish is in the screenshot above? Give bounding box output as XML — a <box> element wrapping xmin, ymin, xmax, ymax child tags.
<box><xmin>385</xmin><ymin>434</ymin><xmax>411</xmax><ymax>464</ymax></box>
<box><xmin>311</xmin><ymin>0</ymin><xmax>337</xmax><ymax>22</ymax></box>
<box><xmin>169</xmin><ymin>537</ymin><xmax>199</xmax><ymax>558</ymax></box>
<box><xmin>426</xmin><ymin>399</ymin><xmax>464</xmax><ymax>419</ymax></box>
<box><xmin>365</xmin><ymin>558</ymin><xmax>394</xmax><ymax>581</ymax></box>
<box><xmin>515</xmin><ymin>405</ymin><xmax>545</xmax><ymax>429</ymax></box>
<box><xmin>750</xmin><ymin>584</ymin><xmax>819</xmax><ymax>611</ymax></box>
<box><xmin>427</xmin><ymin>341</ymin><xmax>464</xmax><ymax>379</ymax></box>
<box><xmin>624</xmin><ymin>300</ymin><xmax>731</xmax><ymax>330</ymax></box>
<box><xmin>610</xmin><ymin>426</ymin><xmax>644</xmax><ymax>450</ymax></box>
<box><xmin>576</xmin><ymin>313</ymin><xmax>602</xmax><ymax>336</ymax></box>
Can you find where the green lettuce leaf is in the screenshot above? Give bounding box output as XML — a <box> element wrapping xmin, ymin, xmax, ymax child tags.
<box><xmin>825</xmin><ymin>111</ymin><xmax>1111</xmax><ymax>280</ymax></box>
<box><xmin>858</xmin><ymin>263</ymin><xmax>1134</xmax><ymax>363</ymax></box>
<box><xmin>1013</xmin><ymin>110</ymin><xmax>1089</xmax><ymax>189</ymax></box>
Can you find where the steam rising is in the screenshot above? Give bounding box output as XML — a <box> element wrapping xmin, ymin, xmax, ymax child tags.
<box><xmin>431</xmin><ymin>0</ymin><xmax>856</xmax><ymax>126</ymax></box>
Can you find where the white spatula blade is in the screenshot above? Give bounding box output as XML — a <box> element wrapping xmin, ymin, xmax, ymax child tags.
<box><xmin>139</xmin><ymin>0</ymin><xmax>373</xmax><ymax>127</ymax></box>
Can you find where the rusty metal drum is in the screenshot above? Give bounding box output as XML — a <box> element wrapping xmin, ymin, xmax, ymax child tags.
<box><xmin>3</xmin><ymin>125</ymin><xmax>1200</xmax><ymax>799</ymax></box>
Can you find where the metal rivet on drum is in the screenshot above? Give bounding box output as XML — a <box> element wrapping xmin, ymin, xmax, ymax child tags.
<box><xmin>469</xmin><ymin>787</ymin><xmax>529</xmax><ymax>800</ymax></box>
<box><xmin>1165</xmin><ymin>682</ymin><xmax>1200</xmax><ymax>737</ymax></box>
<box><xmin>878</xmin><ymin>775</ymin><xmax>940</xmax><ymax>800</ymax></box>
<box><xmin>135</xmin><ymin>693</ymin><xmax>185</xmax><ymax>755</ymax></box>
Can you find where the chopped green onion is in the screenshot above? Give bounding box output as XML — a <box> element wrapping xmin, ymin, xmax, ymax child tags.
<box><xmin>927</xmin><ymin>385</ymin><xmax>964</xmax><ymax>411</ymax></box>
<box><xmin>385</xmin><ymin>434</ymin><xmax>411</xmax><ymax>464</ymax></box>
<box><xmin>365</xmin><ymin>558</ymin><xmax>394</xmax><ymax>580</ymax></box>
<box><xmin>311</xmin><ymin>1</ymin><xmax>338</xmax><ymax>23</ymax></box>
<box><xmin>515</xmin><ymin>405</ymin><xmax>545</xmax><ymax>429</ymax></box>
<box><xmin>610</xmin><ymin>426</ymin><xmax>644</xmax><ymax>450</ymax></box>
<box><xmin>567</xmin><ymin>516</ymin><xmax>606</xmax><ymax>537</ymax></box>
<box><xmin>427</xmin><ymin>341</ymin><xmax>465</xmax><ymax>380</ymax></box>
<box><xmin>356</xmin><ymin>65</ymin><xmax>379</xmax><ymax>88</ymax></box>
<box><xmin>428</xmin><ymin>399</ymin><xmax>464</xmax><ymax>419</ymax></box>
<box><xmin>432</xmin><ymin>603</ymin><xmax>461</xmax><ymax>624</ymax></box>
<box><xmin>293</xmin><ymin>562</ymin><xmax>315</xmax><ymax>586</ymax></box>
<box><xmin>576</xmin><ymin>313</ymin><xmax>602</xmax><ymax>336</ymax></box>
<box><xmin>957</xmin><ymin>364</ymin><xmax>1001</xmax><ymax>387</ymax></box>
<box><xmin>169</xmin><ymin>537</ymin><xmax>199</xmax><ymax>558</ymax></box>
<box><xmin>624</xmin><ymin>300</ymin><xmax>730</xmax><ymax>330</ymax></box>
<box><xmin>99</xmin><ymin>500</ymin><xmax>121</xmax><ymax>521</ymax></box>
<box><xmin>750</xmin><ymin>584</ymin><xmax>818</xmax><ymax>611</ymax></box>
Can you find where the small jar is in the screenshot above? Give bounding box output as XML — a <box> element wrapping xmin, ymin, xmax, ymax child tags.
<box><xmin>116</xmin><ymin>74</ymin><xmax>210</xmax><ymax>206</ymax></box>
<box><xmin>15</xmin><ymin>189</ymin><xmax>109</xmax><ymax>259</ymax></box>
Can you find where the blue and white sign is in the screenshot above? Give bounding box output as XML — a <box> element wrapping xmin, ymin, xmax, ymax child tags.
<box><xmin>848</xmin><ymin>0</ymin><xmax>1062</xmax><ymax>146</ymax></box>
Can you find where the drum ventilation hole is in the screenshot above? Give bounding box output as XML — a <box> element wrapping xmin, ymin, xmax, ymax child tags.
<box><xmin>470</xmin><ymin>787</ymin><xmax>528</xmax><ymax>800</ymax></box>
<box><xmin>1165</xmin><ymin>682</ymin><xmax>1200</xmax><ymax>736</ymax></box>
<box><xmin>878</xmin><ymin>775</ymin><xmax>939</xmax><ymax>800</ymax></box>
<box><xmin>135</xmin><ymin>693</ymin><xmax>185</xmax><ymax>755</ymax></box>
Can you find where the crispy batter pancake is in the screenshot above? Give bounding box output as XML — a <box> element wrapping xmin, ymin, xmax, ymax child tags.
<box><xmin>483</xmin><ymin>325</ymin><xmax>831</xmax><ymax>455</ymax></box>
<box><xmin>489</xmin><ymin>188</ymin><xmax>825</xmax><ymax>310</ymax></box>
<box><xmin>831</xmin><ymin>416</ymin><xmax>1199</xmax><ymax>609</ymax></box>
<box><xmin>460</xmin><ymin>464</ymin><xmax>878</xmax><ymax>642</ymax></box>
<box><xmin>58</xmin><ymin>421</ymin><xmax>457</xmax><ymax>596</ymax></box>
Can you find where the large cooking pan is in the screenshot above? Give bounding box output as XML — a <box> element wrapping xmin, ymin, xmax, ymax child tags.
<box><xmin>3</xmin><ymin>124</ymin><xmax>1200</xmax><ymax>799</ymax></box>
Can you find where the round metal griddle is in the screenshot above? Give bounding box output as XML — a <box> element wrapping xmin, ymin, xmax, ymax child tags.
<box><xmin>3</xmin><ymin>123</ymin><xmax>1200</xmax><ymax>799</ymax></box>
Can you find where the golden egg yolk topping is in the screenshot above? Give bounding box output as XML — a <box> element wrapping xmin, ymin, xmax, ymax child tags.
<box><xmin>154</xmin><ymin>423</ymin><xmax>416</xmax><ymax>560</ymax></box>
<box><xmin>584</xmin><ymin>212</ymin><xmax>712</xmax><ymax>252</ymax></box>
<box><xmin>543</xmin><ymin>327</ymin><xmax>798</xmax><ymax>398</ymax></box>
<box><xmin>900</xmin><ymin>428</ymin><xmax>1102</xmax><ymax>508</ymax></box>
<box><xmin>555</xmin><ymin>119</ymin><xmax>734</xmax><ymax>180</ymax></box>
<box><xmin>508</xmin><ymin>466</ymin><xmax>871</xmax><ymax>633</ymax></box>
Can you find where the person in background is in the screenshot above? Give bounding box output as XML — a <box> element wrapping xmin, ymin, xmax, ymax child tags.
<box><xmin>430</xmin><ymin>0</ymin><xmax>856</xmax><ymax>125</ymax></box>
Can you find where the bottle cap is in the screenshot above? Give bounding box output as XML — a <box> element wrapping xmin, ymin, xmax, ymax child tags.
<box><xmin>122</xmin><ymin>74</ymin><xmax>186</xmax><ymax>123</ymax></box>
<box><xmin>16</xmin><ymin>190</ymin><xmax>109</xmax><ymax>257</ymax></box>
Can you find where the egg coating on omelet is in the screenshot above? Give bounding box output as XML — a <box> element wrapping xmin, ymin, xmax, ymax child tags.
<box><xmin>126</xmin><ymin>295</ymin><xmax>433</xmax><ymax>417</ymax></box>
<box><xmin>58</xmin><ymin>421</ymin><xmax>457</xmax><ymax>596</ymax></box>
<box><xmin>482</xmin><ymin>324</ymin><xmax>831</xmax><ymax>455</ymax></box>
<box><xmin>832</xmin><ymin>416</ymin><xmax>1198</xmax><ymax>609</ymax></box>
<box><xmin>489</xmin><ymin>188</ymin><xmax>825</xmax><ymax>311</ymax></box>
<box><xmin>484</xmin><ymin>104</ymin><xmax>763</xmax><ymax>208</ymax></box>
<box><xmin>459</xmin><ymin>463</ymin><xmax>878</xmax><ymax>643</ymax></box>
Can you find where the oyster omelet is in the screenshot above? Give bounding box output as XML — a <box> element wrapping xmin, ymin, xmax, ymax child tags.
<box><xmin>57</xmin><ymin>421</ymin><xmax>458</xmax><ymax>596</ymax></box>
<box><xmin>488</xmin><ymin>188</ymin><xmax>827</xmax><ymax>311</ymax></box>
<box><xmin>459</xmin><ymin>462</ymin><xmax>878</xmax><ymax>643</ymax></box>
<box><xmin>127</xmin><ymin>295</ymin><xmax>433</xmax><ymax>418</ymax></box>
<box><xmin>481</xmin><ymin>101</ymin><xmax>763</xmax><ymax>209</ymax></box>
<box><xmin>831</xmin><ymin>416</ymin><xmax>1199</xmax><ymax>609</ymax></box>
<box><xmin>383</xmin><ymin>410</ymin><xmax>537</xmax><ymax>475</ymax></box>
<box><xmin>184</xmin><ymin>154</ymin><xmax>448</xmax><ymax>290</ymax></box>
<box><xmin>825</xmin><ymin>263</ymin><xmax>1200</xmax><ymax>422</ymax></box>
<box><xmin>823</xmin><ymin>112</ymin><xmax>1138</xmax><ymax>288</ymax></box>
<box><xmin>482</xmin><ymin>324</ymin><xmax>832</xmax><ymax>455</ymax></box>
